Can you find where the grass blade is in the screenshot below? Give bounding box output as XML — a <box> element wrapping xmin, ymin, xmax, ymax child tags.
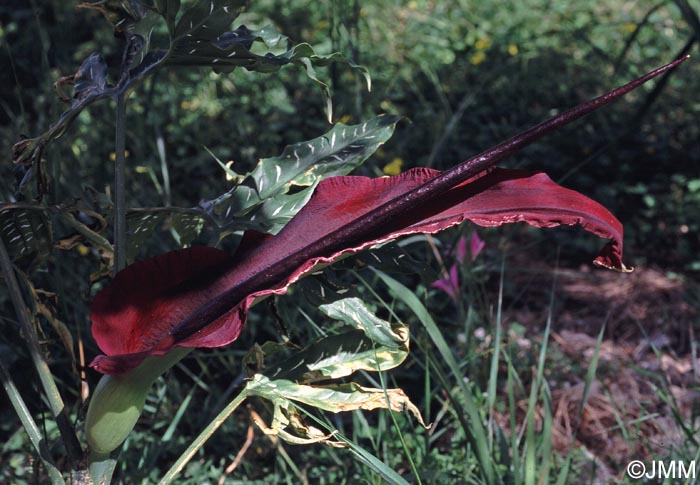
<box><xmin>555</xmin><ymin>321</ymin><xmax>607</xmax><ymax>485</ymax></box>
<box><xmin>372</xmin><ymin>269</ymin><xmax>495</xmax><ymax>484</ymax></box>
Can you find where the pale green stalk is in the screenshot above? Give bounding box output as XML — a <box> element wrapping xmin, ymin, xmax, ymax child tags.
<box><xmin>0</xmin><ymin>359</ymin><xmax>64</xmax><ymax>484</ymax></box>
<box><xmin>0</xmin><ymin>234</ymin><xmax>82</xmax><ymax>468</ymax></box>
<box><xmin>159</xmin><ymin>389</ymin><xmax>250</xmax><ymax>483</ymax></box>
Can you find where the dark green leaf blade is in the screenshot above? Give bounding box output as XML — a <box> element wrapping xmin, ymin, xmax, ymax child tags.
<box><xmin>0</xmin><ymin>207</ymin><xmax>52</xmax><ymax>269</ymax></box>
<box><xmin>172</xmin><ymin>0</ymin><xmax>245</xmax><ymax>40</ymax></box>
<box><xmin>205</xmin><ymin>115</ymin><xmax>400</xmax><ymax>234</ymax></box>
<box><xmin>155</xmin><ymin>0</ymin><xmax>181</xmax><ymax>33</ymax></box>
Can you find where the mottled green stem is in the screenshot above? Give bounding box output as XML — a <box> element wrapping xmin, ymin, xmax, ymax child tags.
<box><xmin>0</xmin><ymin>236</ymin><xmax>82</xmax><ymax>468</ymax></box>
<box><xmin>114</xmin><ymin>94</ymin><xmax>128</xmax><ymax>274</ymax></box>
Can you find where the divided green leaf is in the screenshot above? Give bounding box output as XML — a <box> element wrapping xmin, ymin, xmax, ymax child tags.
<box><xmin>0</xmin><ymin>207</ymin><xmax>52</xmax><ymax>269</ymax></box>
<box><xmin>205</xmin><ymin>114</ymin><xmax>400</xmax><ymax>234</ymax></box>
<box><xmin>265</xmin><ymin>297</ymin><xmax>409</xmax><ymax>382</ymax></box>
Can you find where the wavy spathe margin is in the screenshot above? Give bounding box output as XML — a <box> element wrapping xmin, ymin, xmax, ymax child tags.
<box><xmin>91</xmin><ymin>57</ymin><xmax>691</xmax><ymax>374</ymax></box>
<box><xmin>90</xmin><ymin>167</ymin><xmax>629</xmax><ymax>374</ymax></box>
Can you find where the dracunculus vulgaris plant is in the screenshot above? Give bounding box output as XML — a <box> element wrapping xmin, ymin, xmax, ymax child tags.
<box><xmin>84</xmin><ymin>57</ymin><xmax>688</xmax><ymax>460</ymax></box>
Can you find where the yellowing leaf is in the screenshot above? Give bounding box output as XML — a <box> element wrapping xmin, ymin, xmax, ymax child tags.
<box><xmin>246</xmin><ymin>375</ymin><xmax>428</xmax><ymax>427</ymax></box>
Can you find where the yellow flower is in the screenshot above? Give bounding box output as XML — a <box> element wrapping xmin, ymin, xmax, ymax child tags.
<box><xmin>622</xmin><ymin>22</ymin><xmax>637</xmax><ymax>33</ymax></box>
<box><xmin>339</xmin><ymin>114</ymin><xmax>352</xmax><ymax>124</ymax></box>
<box><xmin>507</xmin><ymin>44</ymin><xmax>519</xmax><ymax>56</ymax></box>
<box><xmin>408</xmin><ymin>0</ymin><xmax>418</xmax><ymax>9</ymax></box>
<box><xmin>181</xmin><ymin>100</ymin><xmax>192</xmax><ymax>110</ymax></box>
<box><xmin>383</xmin><ymin>157</ymin><xmax>403</xmax><ymax>176</ymax></box>
<box><xmin>77</xmin><ymin>244</ymin><xmax>90</xmax><ymax>256</ymax></box>
<box><xmin>470</xmin><ymin>51</ymin><xmax>486</xmax><ymax>66</ymax></box>
<box><xmin>475</xmin><ymin>37</ymin><xmax>491</xmax><ymax>50</ymax></box>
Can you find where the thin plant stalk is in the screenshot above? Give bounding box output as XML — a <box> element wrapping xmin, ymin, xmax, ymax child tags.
<box><xmin>371</xmin><ymin>269</ymin><xmax>496</xmax><ymax>484</ymax></box>
<box><xmin>160</xmin><ymin>389</ymin><xmax>250</xmax><ymax>483</ymax></box>
<box><xmin>486</xmin><ymin>257</ymin><xmax>505</xmax><ymax>452</ymax></box>
<box><xmin>114</xmin><ymin>93</ymin><xmax>128</xmax><ymax>274</ymax></box>
<box><xmin>0</xmin><ymin>359</ymin><xmax>64</xmax><ymax>484</ymax></box>
<box><xmin>0</xmin><ymin>236</ymin><xmax>82</xmax><ymax>467</ymax></box>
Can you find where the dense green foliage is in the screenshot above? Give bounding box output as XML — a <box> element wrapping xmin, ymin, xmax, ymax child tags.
<box><xmin>1</xmin><ymin>0</ymin><xmax>698</xmax><ymax>483</ymax></box>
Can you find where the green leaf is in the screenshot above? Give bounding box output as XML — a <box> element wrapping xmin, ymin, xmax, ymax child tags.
<box><xmin>205</xmin><ymin>114</ymin><xmax>400</xmax><ymax>234</ymax></box>
<box><xmin>155</xmin><ymin>0</ymin><xmax>181</xmax><ymax>33</ymax></box>
<box><xmin>286</xmin><ymin>44</ymin><xmax>371</xmax><ymax>122</ymax></box>
<box><xmin>0</xmin><ymin>207</ymin><xmax>52</xmax><ymax>270</ymax></box>
<box><xmin>62</xmin><ymin>115</ymin><xmax>397</xmax><ymax>258</ymax></box>
<box><xmin>126</xmin><ymin>208</ymin><xmax>205</xmax><ymax>261</ymax></box>
<box><xmin>166</xmin><ymin>22</ymin><xmax>370</xmax><ymax>121</ymax></box>
<box><xmin>319</xmin><ymin>297</ymin><xmax>407</xmax><ymax>350</ymax></box>
<box><xmin>78</xmin><ymin>0</ymin><xmax>149</xmax><ymax>32</ymax></box>
<box><xmin>253</xmin><ymin>115</ymin><xmax>399</xmax><ymax>199</ymax></box>
<box><xmin>269</xmin><ymin>328</ymin><xmax>409</xmax><ymax>384</ymax></box>
<box><xmin>336</xmin><ymin>242</ymin><xmax>434</xmax><ymax>277</ymax></box>
<box><xmin>295</xmin><ymin>268</ymin><xmax>357</xmax><ymax>307</ymax></box>
<box><xmin>168</xmin><ymin>211</ymin><xmax>206</xmax><ymax>246</ymax></box>
<box><xmin>172</xmin><ymin>0</ymin><xmax>245</xmax><ymax>41</ymax></box>
<box><xmin>129</xmin><ymin>10</ymin><xmax>163</xmax><ymax>67</ymax></box>
<box><xmin>252</xmin><ymin>297</ymin><xmax>408</xmax><ymax>383</ymax></box>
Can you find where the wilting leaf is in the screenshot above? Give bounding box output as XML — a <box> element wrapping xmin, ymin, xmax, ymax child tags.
<box><xmin>16</xmin><ymin>273</ymin><xmax>77</xmax><ymax>372</ymax></box>
<box><xmin>72</xmin><ymin>53</ymin><xmax>108</xmax><ymax>104</ymax></box>
<box><xmin>78</xmin><ymin>0</ymin><xmax>149</xmax><ymax>32</ymax></box>
<box><xmin>247</xmin><ymin>375</ymin><xmax>427</xmax><ymax>426</ymax></box>
<box><xmin>249</xmin><ymin>403</ymin><xmax>340</xmax><ymax>446</ymax></box>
